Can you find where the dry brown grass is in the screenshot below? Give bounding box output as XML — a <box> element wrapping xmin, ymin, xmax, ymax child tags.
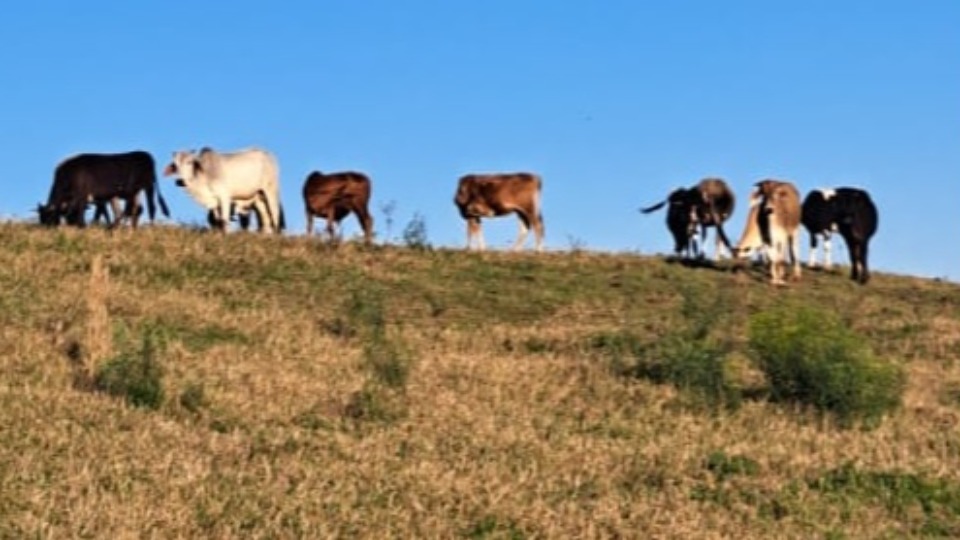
<box><xmin>1</xmin><ymin>221</ymin><xmax>959</xmax><ymax>538</ymax></box>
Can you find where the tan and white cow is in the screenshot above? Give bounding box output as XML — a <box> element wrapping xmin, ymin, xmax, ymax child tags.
<box><xmin>453</xmin><ymin>172</ymin><xmax>544</xmax><ymax>251</ymax></box>
<box><xmin>734</xmin><ymin>179</ymin><xmax>802</xmax><ymax>285</ymax></box>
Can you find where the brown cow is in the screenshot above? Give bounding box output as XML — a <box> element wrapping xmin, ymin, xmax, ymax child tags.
<box><xmin>734</xmin><ymin>179</ymin><xmax>802</xmax><ymax>285</ymax></box>
<box><xmin>303</xmin><ymin>170</ymin><xmax>374</xmax><ymax>243</ymax></box>
<box><xmin>454</xmin><ymin>172</ymin><xmax>544</xmax><ymax>251</ymax></box>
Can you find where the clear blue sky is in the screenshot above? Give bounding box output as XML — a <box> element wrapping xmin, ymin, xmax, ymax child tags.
<box><xmin>2</xmin><ymin>1</ymin><xmax>957</xmax><ymax>280</ymax></box>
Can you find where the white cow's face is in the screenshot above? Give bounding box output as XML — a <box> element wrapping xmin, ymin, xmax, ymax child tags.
<box><xmin>163</xmin><ymin>151</ymin><xmax>203</xmax><ymax>187</ymax></box>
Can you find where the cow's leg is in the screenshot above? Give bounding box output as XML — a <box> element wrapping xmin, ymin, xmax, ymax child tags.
<box><xmin>823</xmin><ymin>233</ymin><xmax>833</xmax><ymax>269</ymax></box>
<box><xmin>790</xmin><ymin>234</ymin><xmax>801</xmax><ymax>280</ymax></box>
<box><xmin>532</xmin><ymin>212</ymin><xmax>545</xmax><ymax>252</ymax></box>
<box><xmin>713</xmin><ymin>227</ymin><xmax>723</xmax><ymax>261</ymax></box>
<box><xmin>217</xmin><ymin>200</ymin><xmax>231</xmax><ymax>233</ymax></box>
<box><xmin>845</xmin><ymin>238</ymin><xmax>866</xmax><ymax>283</ymax></box>
<box><xmin>466</xmin><ymin>217</ymin><xmax>482</xmax><ymax>250</ymax></box>
<box><xmin>249</xmin><ymin>199</ymin><xmax>268</xmax><ymax>233</ymax></box>
<box><xmin>109</xmin><ymin>198</ymin><xmax>123</xmax><ymax>227</ymax></box>
<box><xmin>808</xmin><ymin>234</ymin><xmax>819</xmax><ymax>268</ymax></box>
<box><xmin>355</xmin><ymin>207</ymin><xmax>374</xmax><ymax>244</ymax></box>
<box><xmin>129</xmin><ymin>196</ymin><xmax>142</xmax><ymax>229</ymax></box>
<box><xmin>324</xmin><ymin>207</ymin><xmax>338</xmax><ymax>242</ymax></box>
<box><xmin>264</xmin><ymin>191</ymin><xmax>282</xmax><ymax>234</ymax></box>
<box><xmin>305</xmin><ymin>208</ymin><xmax>314</xmax><ymax>236</ymax></box>
<box><xmin>69</xmin><ymin>201</ymin><xmax>88</xmax><ymax>228</ymax></box>
<box><xmin>512</xmin><ymin>212</ymin><xmax>531</xmax><ymax>251</ymax></box>
<box><xmin>858</xmin><ymin>240</ymin><xmax>870</xmax><ymax>284</ymax></box>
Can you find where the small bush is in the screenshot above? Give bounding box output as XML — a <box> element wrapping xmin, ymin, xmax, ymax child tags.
<box><xmin>94</xmin><ymin>331</ymin><xmax>165</xmax><ymax>410</ymax></box>
<box><xmin>748</xmin><ymin>305</ymin><xmax>905</xmax><ymax>426</ymax></box>
<box><xmin>402</xmin><ymin>213</ymin><xmax>430</xmax><ymax>250</ymax></box>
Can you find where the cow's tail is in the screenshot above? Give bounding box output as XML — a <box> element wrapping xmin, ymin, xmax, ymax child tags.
<box><xmin>640</xmin><ymin>200</ymin><xmax>667</xmax><ymax>214</ymax></box>
<box><xmin>279</xmin><ymin>205</ymin><xmax>287</xmax><ymax>231</ymax></box>
<box><xmin>155</xmin><ymin>176</ymin><xmax>171</xmax><ymax>218</ymax></box>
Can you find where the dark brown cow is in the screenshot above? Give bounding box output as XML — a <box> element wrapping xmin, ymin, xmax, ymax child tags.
<box><xmin>454</xmin><ymin>172</ymin><xmax>544</xmax><ymax>251</ymax></box>
<box><xmin>302</xmin><ymin>171</ymin><xmax>374</xmax><ymax>243</ymax></box>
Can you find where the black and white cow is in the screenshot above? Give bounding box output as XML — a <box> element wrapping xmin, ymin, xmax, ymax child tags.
<box><xmin>801</xmin><ymin>187</ymin><xmax>878</xmax><ymax>284</ymax></box>
<box><xmin>641</xmin><ymin>178</ymin><xmax>736</xmax><ymax>260</ymax></box>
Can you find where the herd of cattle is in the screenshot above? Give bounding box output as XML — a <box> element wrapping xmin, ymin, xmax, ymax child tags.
<box><xmin>640</xmin><ymin>177</ymin><xmax>879</xmax><ymax>285</ymax></box>
<box><xmin>35</xmin><ymin>148</ymin><xmax>877</xmax><ymax>285</ymax></box>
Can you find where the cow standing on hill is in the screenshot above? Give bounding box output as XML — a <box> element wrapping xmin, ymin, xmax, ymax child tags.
<box><xmin>303</xmin><ymin>170</ymin><xmax>374</xmax><ymax>243</ymax></box>
<box><xmin>164</xmin><ymin>147</ymin><xmax>284</xmax><ymax>234</ymax></box>
<box><xmin>641</xmin><ymin>177</ymin><xmax>735</xmax><ymax>260</ymax></box>
<box><xmin>802</xmin><ymin>187</ymin><xmax>878</xmax><ymax>284</ymax></box>
<box><xmin>454</xmin><ymin>173</ymin><xmax>544</xmax><ymax>251</ymax></box>
<box><xmin>734</xmin><ymin>179</ymin><xmax>802</xmax><ymax>285</ymax></box>
<box><xmin>38</xmin><ymin>151</ymin><xmax>169</xmax><ymax>228</ymax></box>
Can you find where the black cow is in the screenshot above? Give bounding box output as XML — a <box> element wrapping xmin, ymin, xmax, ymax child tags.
<box><xmin>38</xmin><ymin>151</ymin><xmax>169</xmax><ymax>228</ymax></box>
<box><xmin>801</xmin><ymin>187</ymin><xmax>878</xmax><ymax>284</ymax></box>
<box><xmin>641</xmin><ymin>177</ymin><xmax>735</xmax><ymax>260</ymax></box>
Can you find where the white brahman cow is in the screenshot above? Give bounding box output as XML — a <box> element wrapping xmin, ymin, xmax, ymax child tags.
<box><xmin>164</xmin><ymin>147</ymin><xmax>283</xmax><ymax>233</ymax></box>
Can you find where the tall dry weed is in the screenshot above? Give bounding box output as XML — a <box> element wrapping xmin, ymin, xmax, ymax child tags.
<box><xmin>84</xmin><ymin>254</ymin><xmax>111</xmax><ymax>375</ymax></box>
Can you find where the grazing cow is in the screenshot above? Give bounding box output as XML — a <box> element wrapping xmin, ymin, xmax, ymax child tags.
<box><xmin>802</xmin><ymin>187</ymin><xmax>878</xmax><ymax>284</ymax></box>
<box><xmin>640</xmin><ymin>177</ymin><xmax>736</xmax><ymax>260</ymax></box>
<box><xmin>454</xmin><ymin>173</ymin><xmax>544</xmax><ymax>251</ymax></box>
<box><xmin>303</xmin><ymin>170</ymin><xmax>374</xmax><ymax>243</ymax></box>
<box><xmin>164</xmin><ymin>147</ymin><xmax>283</xmax><ymax>234</ymax></box>
<box><xmin>38</xmin><ymin>151</ymin><xmax>169</xmax><ymax>228</ymax></box>
<box><xmin>734</xmin><ymin>179</ymin><xmax>802</xmax><ymax>285</ymax></box>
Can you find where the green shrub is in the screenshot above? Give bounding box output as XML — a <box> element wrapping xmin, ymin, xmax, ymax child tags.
<box><xmin>94</xmin><ymin>331</ymin><xmax>165</xmax><ymax>410</ymax></box>
<box><xmin>748</xmin><ymin>305</ymin><xmax>905</xmax><ymax>426</ymax></box>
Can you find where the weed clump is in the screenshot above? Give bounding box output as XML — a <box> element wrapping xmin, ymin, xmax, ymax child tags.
<box><xmin>402</xmin><ymin>212</ymin><xmax>430</xmax><ymax>250</ymax></box>
<box><xmin>748</xmin><ymin>305</ymin><xmax>905</xmax><ymax>427</ymax></box>
<box><xmin>94</xmin><ymin>330</ymin><xmax>165</xmax><ymax>410</ymax></box>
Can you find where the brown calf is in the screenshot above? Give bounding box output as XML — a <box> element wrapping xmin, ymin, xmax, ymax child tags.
<box><xmin>303</xmin><ymin>171</ymin><xmax>374</xmax><ymax>243</ymax></box>
<box><xmin>454</xmin><ymin>173</ymin><xmax>544</xmax><ymax>251</ymax></box>
<box><xmin>734</xmin><ymin>179</ymin><xmax>802</xmax><ymax>285</ymax></box>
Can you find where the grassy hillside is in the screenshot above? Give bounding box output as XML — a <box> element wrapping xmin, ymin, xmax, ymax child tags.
<box><xmin>1</xmin><ymin>222</ymin><xmax>959</xmax><ymax>538</ymax></box>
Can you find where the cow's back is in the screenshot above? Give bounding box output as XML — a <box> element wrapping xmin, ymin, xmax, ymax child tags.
<box><xmin>51</xmin><ymin>151</ymin><xmax>156</xmax><ymax>200</ymax></box>
<box><xmin>203</xmin><ymin>148</ymin><xmax>279</xmax><ymax>196</ymax></box>
<box><xmin>303</xmin><ymin>171</ymin><xmax>371</xmax><ymax>208</ymax></box>
<box><xmin>457</xmin><ymin>173</ymin><xmax>541</xmax><ymax>215</ymax></box>
<box><xmin>834</xmin><ymin>187</ymin><xmax>878</xmax><ymax>239</ymax></box>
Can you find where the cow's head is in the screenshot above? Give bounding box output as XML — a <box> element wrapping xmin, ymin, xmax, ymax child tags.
<box><xmin>732</xmin><ymin>189</ymin><xmax>773</xmax><ymax>260</ymax></box>
<box><xmin>454</xmin><ymin>178</ymin><xmax>475</xmax><ymax>208</ymax></box>
<box><xmin>36</xmin><ymin>203</ymin><xmax>60</xmax><ymax>227</ymax></box>
<box><xmin>164</xmin><ymin>150</ymin><xmax>203</xmax><ymax>186</ymax></box>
